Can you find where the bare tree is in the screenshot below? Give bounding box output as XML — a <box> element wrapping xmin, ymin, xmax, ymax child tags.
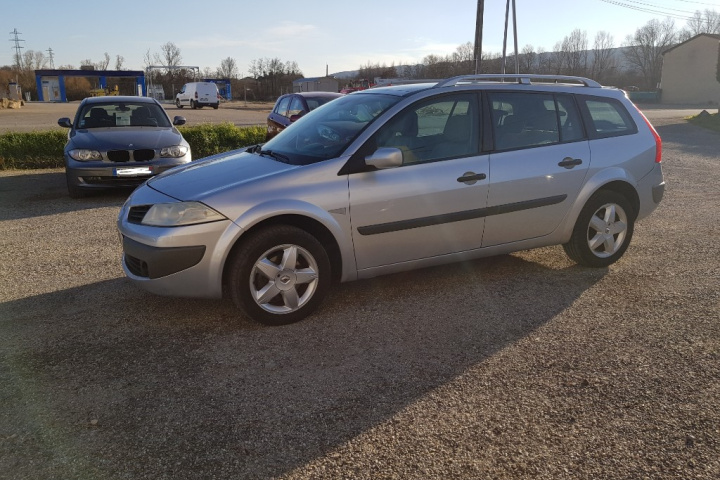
<box><xmin>519</xmin><ymin>44</ymin><xmax>537</xmax><ymax>73</ymax></box>
<box><xmin>218</xmin><ymin>57</ymin><xmax>238</xmax><ymax>79</ymax></box>
<box><xmin>98</xmin><ymin>52</ymin><xmax>111</xmax><ymax>70</ymax></box>
<box><xmin>115</xmin><ymin>55</ymin><xmax>125</xmax><ymax>70</ymax></box>
<box><xmin>161</xmin><ymin>42</ymin><xmax>182</xmax><ymax>71</ymax></box>
<box><xmin>590</xmin><ymin>31</ymin><xmax>616</xmax><ymax>83</ymax></box>
<box><xmin>22</xmin><ymin>50</ymin><xmax>47</xmax><ymax>70</ymax></box>
<box><xmin>622</xmin><ymin>18</ymin><xmax>677</xmax><ymax>90</ymax></box>
<box><xmin>680</xmin><ymin>9</ymin><xmax>720</xmax><ymax>40</ymax></box>
<box><xmin>561</xmin><ymin>29</ymin><xmax>589</xmax><ymax>76</ymax></box>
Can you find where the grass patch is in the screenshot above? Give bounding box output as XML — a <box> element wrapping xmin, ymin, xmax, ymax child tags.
<box><xmin>687</xmin><ymin>111</ymin><xmax>720</xmax><ymax>133</ymax></box>
<box><xmin>0</xmin><ymin>123</ymin><xmax>266</xmax><ymax>170</ymax></box>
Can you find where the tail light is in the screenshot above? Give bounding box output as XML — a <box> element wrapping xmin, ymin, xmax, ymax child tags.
<box><xmin>636</xmin><ymin>108</ymin><xmax>662</xmax><ymax>163</ymax></box>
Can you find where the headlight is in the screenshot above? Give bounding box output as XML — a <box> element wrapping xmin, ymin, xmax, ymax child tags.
<box><xmin>68</xmin><ymin>149</ymin><xmax>102</xmax><ymax>161</ymax></box>
<box><xmin>160</xmin><ymin>145</ymin><xmax>189</xmax><ymax>158</ymax></box>
<box><xmin>142</xmin><ymin>202</ymin><xmax>226</xmax><ymax>226</ymax></box>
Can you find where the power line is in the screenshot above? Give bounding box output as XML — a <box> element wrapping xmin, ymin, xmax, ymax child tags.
<box><xmin>597</xmin><ymin>0</ymin><xmax>697</xmax><ymax>20</ymax></box>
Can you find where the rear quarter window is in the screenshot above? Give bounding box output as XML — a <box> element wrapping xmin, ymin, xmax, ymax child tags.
<box><xmin>580</xmin><ymin>96</ymin><xmax>637</xmax><ymax>139</ymax></box>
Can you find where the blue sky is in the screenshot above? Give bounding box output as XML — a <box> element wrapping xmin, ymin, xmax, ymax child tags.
<box><xmin>4</xmin><ymin>0</ymin><xmax>711</xmax><ymax>77</ymax></box>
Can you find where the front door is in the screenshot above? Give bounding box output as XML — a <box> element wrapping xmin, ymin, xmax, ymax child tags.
<box><xmin>349</xmin><ymin>92</ymin><xmax>489</xmax><ymax>271</ymax></box>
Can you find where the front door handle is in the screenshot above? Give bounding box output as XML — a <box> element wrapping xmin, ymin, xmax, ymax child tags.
<box><xmin>457</xmin><ymin>172</ymin><xmax>487</xmax><ymax>184</ymax></box>
<box><xmin>558</xmin><ymin>157</ymin><xmax>583</xmax><ymax>169</ymax></box>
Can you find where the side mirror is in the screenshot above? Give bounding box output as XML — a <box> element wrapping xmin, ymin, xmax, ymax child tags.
<box><xmin>365</xmin><ymin>147</ymin><xmax>403</xmax><ymax>169</ymax></box>
<box><xmin>58</xmin><ymin>118</ymin><xmax>72</xmax><ymax>128</ymax></box>
<box><xmin>173</xmin><ymin>116</ymin><xmax>186</xmax><ymax>126</ymax></box>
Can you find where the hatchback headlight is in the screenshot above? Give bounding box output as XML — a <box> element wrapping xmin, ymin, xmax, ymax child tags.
<box><xmin>160</xmin><ymin>145</ymin><xmax>189</xmax><ymax>158</ymax></box>
<box><xmin>142</xmin><ymin>202</ymin><xmax>226</xmax><ymax>226</ymax></box>
<box><xmin>68</xmin><ymin>149</ymin><xmax>102</xmax><ymax>161</ymax></box>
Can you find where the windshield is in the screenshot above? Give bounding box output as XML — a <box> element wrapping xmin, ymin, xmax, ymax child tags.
<box><xmin>260</xmin><ymin>93</ymin><xmax>401</xmax><ymax>165</ymax></box>
<box><xmin>76</xmin><ymin>102</ymin><xmax>171</xmax><ymax>129</ymax></box>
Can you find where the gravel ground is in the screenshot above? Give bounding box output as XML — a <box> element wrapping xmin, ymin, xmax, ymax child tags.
<box><xmin>0</xmin><ymin>109</ymin><xmax>718</xmax><ymax>479</ymax></box>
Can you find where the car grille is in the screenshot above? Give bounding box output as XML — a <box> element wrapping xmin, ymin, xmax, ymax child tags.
<box><xmin>128</xmin><ymin>205</ymin><xmax>152</xmax><ymax>224</ymax></box>
<box><xmin>124</xmin><ymin>253</ymin><xmax>149</xmax><ymax>277</ymax></box>
<box><xmin>107</xmin><ymin>149</ymin><xmax>155</xmax><ymax>162</ymax></box>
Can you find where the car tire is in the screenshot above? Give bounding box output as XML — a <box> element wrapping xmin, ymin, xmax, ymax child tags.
<box><xmin>176</xmin><ymin>99</ymin><xmax>183</xmax><ymax>109</ymax></box>
<box><xmin>563</xmin><ymin>190</ymin><xmax>635</xmax><ymax>268</ymax></box>
<box><xmin>227</xmin><ymin>225</ymin><xmax>331</xmax><ymax>326</ymax></box>
<box><xmin>213</xmin><ymin>103</ymin><xmax>219</xmax><ymax>110</ymax></box>
<box><xmin>190</xmin><ymin>100</ymin><xmax>196</xmax><ymax>109</ymax></box>
<box><xmin>66</xmin><ymin>176</ymin><xmax>86</xmax><ymax>199</ymax></box>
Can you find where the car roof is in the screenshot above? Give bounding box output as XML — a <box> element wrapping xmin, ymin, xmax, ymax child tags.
<box><xmin>293</xmin><ymin>92</ymin><xmax>344</xmax><ymax>99</ymax></box>
<box><xmin>81</xmin><ymin>96</ymin><xmax>158</xmax><ymax>105</ymax></box>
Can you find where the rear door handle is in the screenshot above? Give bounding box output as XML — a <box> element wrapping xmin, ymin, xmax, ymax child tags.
<box><xmin>457</xmin><ymin>172</ymin><xmax>487</xmax><ymax>184</ymax></box>
<box><xmin>558</xmin><ymin>157</ymin><xmax>583</xmax><ymax>169</ymax></box>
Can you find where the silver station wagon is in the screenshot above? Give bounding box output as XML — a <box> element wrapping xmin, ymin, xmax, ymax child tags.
<box><xmin>117</xmin><ymin>74</ymin><xmax>665</xmax><ymax>325</ymax></box>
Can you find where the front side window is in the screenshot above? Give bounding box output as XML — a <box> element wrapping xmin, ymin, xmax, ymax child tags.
<box><xmin>287</xmin><ymin>96</ymin><xmax>305</xmax><ymax>117</ymax></box>
<box><xmin>261</xmin><ymin>93</ymin><xmax>401</xmax><ymax>165</ymax></box>
<box><xmin>374</xmin><ymin>93</ymin><xmax>479</xmax><ymax>165</ymax></box>
<box><xmin>274</xmin><ymin>96</ymin><xmax>291</xmax><ymax>118</ymax></box>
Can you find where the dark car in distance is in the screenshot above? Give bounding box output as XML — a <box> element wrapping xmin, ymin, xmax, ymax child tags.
<box><xmin>266</xmin><ymin>91</ymin><xmax>343</xmax><ymax>140</ymax></box>
<box><xmin>58</xmin><ymin>96</ymin><xmax>191</xmax><ymax>198</ymax></box>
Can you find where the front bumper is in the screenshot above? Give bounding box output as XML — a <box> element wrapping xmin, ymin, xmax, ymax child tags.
<box><xmin>117</xmin><ymin>186</ymin><xmax>243</xmax><ymax>299</ymax></box>
<box><xmin>66</xmin><ymin>156</ymin><xmax>191</xmax><ymax>189</ymax></box>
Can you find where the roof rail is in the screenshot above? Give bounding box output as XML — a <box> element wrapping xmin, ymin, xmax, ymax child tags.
<box><xmin>435</xmin><ymin>74</ymin><xmax>602</xmax><ymax>88</ymax></box>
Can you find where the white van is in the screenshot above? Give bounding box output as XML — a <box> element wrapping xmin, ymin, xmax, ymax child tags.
<box><xmin>175</xmin><ymin>82</ymin><xmax>220</xmax><ymax>109</ymax></box>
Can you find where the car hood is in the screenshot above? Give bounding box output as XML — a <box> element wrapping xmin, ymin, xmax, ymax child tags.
<box><xmin>68</xmin><ymin>127</ymin><xmax>185</xmax><ymax>150</ymax></box>
<box><xmin>146</xmin><ymin>150</ymin><xmax>297</xmax><ymax>201</ymax></box>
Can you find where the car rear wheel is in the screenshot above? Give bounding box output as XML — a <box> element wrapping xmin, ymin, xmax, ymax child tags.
<box><xmin>563</xmin><ymin>190</ymin><xmax>635</xmax><ymax>267</ymax></box>
<box><xmin>212</xmin><ymin>103</ymin><xmax>219</xmax><ymax>110</ymax></box>
<box><xmin>227</xmin><ymin>225</ymin><xmax>331</xmax><ymax>325</ymax></box>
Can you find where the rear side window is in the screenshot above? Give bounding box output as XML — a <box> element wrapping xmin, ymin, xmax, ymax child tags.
<box><xmin>580</xmin><ymin>97</ymin><xmax>637</xmax><ymax>138</ymax></box>
<box><xmin>491</xmin><ymin>92</ymin><xmax>560</xmax><ymax>150</ymax></box>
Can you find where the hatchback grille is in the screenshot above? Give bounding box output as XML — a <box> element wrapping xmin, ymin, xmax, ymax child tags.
<box><xmin>128</xmin><ymin>205</ymin><xmax>152</xmax><ymax>224</ymax></box>
<box><xmin>107</xmin><ymin>149</ymin><xmax>156</xmax><ymax>162</ymax></box>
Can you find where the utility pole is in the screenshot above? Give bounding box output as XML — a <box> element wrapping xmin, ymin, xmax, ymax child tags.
<box><xmin>9</xmin><ymin>28</ymin><xmax>25</xmax><ymax>71</ymax></box>
<box><xmin>473</xmin><ymin>0</ymin><xmax>484</xmax><ymax>74</ymax></box>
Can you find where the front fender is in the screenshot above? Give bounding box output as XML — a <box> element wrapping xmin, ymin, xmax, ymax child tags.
<box><xmin>231</xmin><ymin>198</ymin><xmax>357</xmax><ymax>282</ymax></box>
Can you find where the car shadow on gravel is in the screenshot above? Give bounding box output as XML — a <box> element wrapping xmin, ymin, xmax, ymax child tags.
<box><xmin>1</xmin><ymin>252</ymin><xmax>606</xmax><ymax>479</ymax></box>
<box><xmin>0</xmin><ymin>170</ymin><xmax>130</xmax><ymax>221</ymax></box>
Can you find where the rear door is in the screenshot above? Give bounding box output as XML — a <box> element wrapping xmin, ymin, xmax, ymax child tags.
<box><xmin>482</xmin><ymin>92</ymin><xmax>590</xmax><ymax>247</ymax></box>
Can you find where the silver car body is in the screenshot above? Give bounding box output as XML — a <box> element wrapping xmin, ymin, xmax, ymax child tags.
<box><xmin>118</xmin><ymin>75</ymin><xmax>664</xmax><ymax>318</ymax></box>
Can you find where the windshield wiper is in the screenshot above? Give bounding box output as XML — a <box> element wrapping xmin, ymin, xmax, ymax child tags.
<box><xmin>259</xmin><ymin>149</ymin><xmax>290</xmax><ymax>163</ymax></box>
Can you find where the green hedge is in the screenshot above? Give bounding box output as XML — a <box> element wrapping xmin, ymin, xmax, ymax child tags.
<box><xmin>0</xmin><ymin>123</ymin><xmax>266</xmax><ymax>170</ymax></box>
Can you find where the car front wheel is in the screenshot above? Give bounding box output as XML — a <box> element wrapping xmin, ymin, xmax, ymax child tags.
<box><xmin>190</xmin><ymin>100</ymin><xmax>196</xmax><ymax>109</ymax></box>
<box><xmin>176</xmin><ymin>99</ymin><xmax>183</xmax><ymax>109</ymax></box>
<box><xmin>563</xmin><ymin>190</ymin><xmax>635</xmax><ymax>267</ymax></box>
<box><xmin>227</xmin><ymin>225</ymin><xmax>331</xmax><ymax>325</ymax></box>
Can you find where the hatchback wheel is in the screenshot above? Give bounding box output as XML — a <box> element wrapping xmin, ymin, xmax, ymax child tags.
<box><xmin>227</xmin><ymin>225</ymin><xmax>331</xmax><ymax>325</ymax></box>
<box><xmin>563</xmin><ymin>190</ymin><xmax>635</xmax><ymax>267</ymax></box>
